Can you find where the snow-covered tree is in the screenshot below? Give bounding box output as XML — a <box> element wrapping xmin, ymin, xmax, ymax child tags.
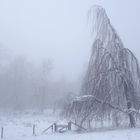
<box><xmin>66</xmin><ymin>5</ymin><xmax>140</xmax><ymax>128</ymax></box>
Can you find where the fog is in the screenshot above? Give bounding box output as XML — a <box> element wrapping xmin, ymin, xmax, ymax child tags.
<box><xmin>0</xmin><ymin>0</ymin><xmax>140</xmax><ymax>110</ymax></box>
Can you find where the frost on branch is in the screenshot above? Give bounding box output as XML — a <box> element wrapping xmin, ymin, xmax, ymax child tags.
<box><xmin>64</xmin><ymin>6</ymin><xmax>140</xmax><ymax>128</ymax></box>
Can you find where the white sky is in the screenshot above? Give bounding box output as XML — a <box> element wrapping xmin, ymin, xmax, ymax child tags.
<box><xmin>0</xmin><ymin>0</ymin><xmax>140</xmax><ymax>81</ymax></box>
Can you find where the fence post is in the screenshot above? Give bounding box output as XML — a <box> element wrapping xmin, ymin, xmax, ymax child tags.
<box><xmin>1</xmin><ymin>127</ymin><xmax>3</xmax><ymax>138</ymax></box>
<box><xmin>33</xmin><ymin>124</ymin><xmax>35</xmax><ymax>136</ymax></box>
<box><xmin>51</xmin><ymin>125</ymin><xmax>53</xmax><ymax>132</ymax></box>
<box><xmin>54</xmin><ymin>123</ymin><xmax>57</xmax><ymax>132</ymax></box>
<box><xmin>68</xmin><ymin>121</ymin><xmax>71</xmax><ymax>131</ymax></box>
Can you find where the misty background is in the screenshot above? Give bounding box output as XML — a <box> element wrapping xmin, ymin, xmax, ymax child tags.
<box><xmin>0</xmin><ymin>0</ymin><xmax>140</xmax><ymax>110</ymax></box>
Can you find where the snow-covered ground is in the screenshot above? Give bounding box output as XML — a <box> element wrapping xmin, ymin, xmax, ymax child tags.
<box><xmin>0</xmin><ymin>110</ymin><xmax>139</xmax><ymax>140</ymax></box>
<box><xmin>16</xmin><ymin>128</ymin><xmax>140</xmax><ymax>140</ymax></box>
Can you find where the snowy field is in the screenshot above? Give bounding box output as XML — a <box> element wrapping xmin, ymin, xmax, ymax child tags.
<box><xmin>0</xmin><ymin>110</ymin><xmax>140</xmax><ymax>140</ymax></box>
<box><xmin>16</xmin><ymin>128</ymin><xmax>140</xmax><ymax>140</ymax></box>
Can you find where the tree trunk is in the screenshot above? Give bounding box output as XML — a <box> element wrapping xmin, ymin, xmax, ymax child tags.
<box><xmin>124</xmin><ymin>81</ymin><xmax>136</xmax><ymax>128</ymax></box>
<box><xmin>127</xmin><ymin>101</ymin><xmax>136</xmax><ymax>128</ymax></box>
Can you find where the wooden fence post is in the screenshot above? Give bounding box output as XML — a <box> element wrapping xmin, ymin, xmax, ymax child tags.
<box><xmin>1</xmin><ymin>127</ymin><xmax>3</xmax><ymax>138</ymax></box>
<box><xmin>33</xmin><ymin>124</ymin><xmax>35</xmax><ymax>136</ymax></box>
<box><xmin>51</xmin><ymin>125</ymin><xmax>53</xmax><ymax>132</ymax></box>
<box><xmin>68</xmin><ymin>121</ymin><xmax>71</xmax><ymax>131</ymax></box>
<box><xmin>54</xmin><ymin>123</ymin><xmax>57</xmax><ymax>132</ymax></box>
